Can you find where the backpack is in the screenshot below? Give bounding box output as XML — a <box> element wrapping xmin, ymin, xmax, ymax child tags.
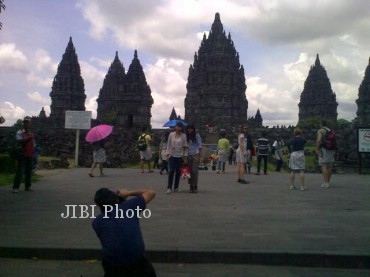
<box><xmin>321</xmin><ymin>128</ymin><xmax>337</xmax><ymax>150</ymax></box>
<box><xmin>137</xmin><ymin>134</ymin><xmax>147</xmax><ymax>151</ymax></box>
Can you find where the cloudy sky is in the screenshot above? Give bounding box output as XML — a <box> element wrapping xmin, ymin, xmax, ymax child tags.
<box><xmin>1</xmin><ymin>0</ymin><xmax>369</xmax><ymax>128</ymax></box>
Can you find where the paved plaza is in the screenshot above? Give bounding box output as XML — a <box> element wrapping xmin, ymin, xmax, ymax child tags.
<box><xmin>0</xmin><ymin>166</ymin><xmax>369</xmax><ymax>275</ymax></box>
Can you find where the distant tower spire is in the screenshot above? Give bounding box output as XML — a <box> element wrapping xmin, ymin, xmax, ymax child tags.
<box><xmin>298</xmin><ymin>54</ymin><xmax>337</xmax><ymax>126</ymax></box>
<box><xmin>185</xmin><ymin>13</ymin><xmax>248</xmax><ymax>130</ymax></box>
<box><xmin>356</xmin><ymin>57</ymin><xmax>370</xmax><ymax>126</ymax></box>
<box><xmin>49</xmin><ymin>37</ymin><xmax>86</xmax><ymax>127</ymax></box>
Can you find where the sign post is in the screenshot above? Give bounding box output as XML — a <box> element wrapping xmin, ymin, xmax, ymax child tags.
<box><xmin>357</xmin><ymin>128</ymin><xmax>370</xmax><ymax>174</ymax></box>
<box><xmin>65</xmin><ymin>111</ymin><xmax>92</xmax><ymax>166</ymax></box>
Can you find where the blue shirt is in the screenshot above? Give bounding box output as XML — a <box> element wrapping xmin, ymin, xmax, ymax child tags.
<box><xmin>92</xmin><ymin>197</ymin><xmax>146</xmax><ymax>266</ymax></box>
<box><xmin>187</xmin><ymin>134</ymin><xmax>202</xmax><ymax>155</ymax></box>
<box><xmin>288</xmin><ymin>136</ymin><xmax>307</xmax><ymax>152</ymax></box>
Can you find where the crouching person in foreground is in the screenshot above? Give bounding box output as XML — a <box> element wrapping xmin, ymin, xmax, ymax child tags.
<box><xmin>92</xmin><ymin>187</ymin><xmax>156</xmax><ymax>277</ymax></box>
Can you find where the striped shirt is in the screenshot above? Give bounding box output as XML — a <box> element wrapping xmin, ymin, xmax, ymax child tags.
<box><xmin>256</xmin><ymin>137</ymin><xmax>269</xmax><ymax>156</ymax></box>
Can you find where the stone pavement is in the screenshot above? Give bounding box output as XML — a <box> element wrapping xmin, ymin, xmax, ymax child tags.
<box><xmin>0</xmin><ymin>166</ymin><xmax>369</xmax><ymax>272</ymax></box>
<box><xmin>1</xmin><ymin>258</ymin><xmax>370</xmax><ymax>277</ymax></box>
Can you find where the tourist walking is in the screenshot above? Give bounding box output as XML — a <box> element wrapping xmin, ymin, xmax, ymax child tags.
<box><xmin>256</xmin><ymin>131</ymin><xmax>270</xmax><ymax>175</ymax></box>
<box><xmin>287</xmin><ymin>127</ymin><xmax>307</xmax><ymax>191</ymax></box>
<box><xmin>272</xmin><ymin>135</ymin><xmax>284</xmax><ymax>172</ymax></box>
<box><xmin>159</xmin><ymin>132</ymin><xmax>170</xmax><ymax>175</ymax></box>
<box><xmin>316</xmin><ymin>120</ymin><xmax>337</xmax><ymax>189</ymax></box>
<box><xmin>89</xmin><ymin>142</ymin><xmax>106</xmax><ymax>177</ymax></box>
<box><xmin>13</xmin><ymin>116</ymin><xmax>35</xmax><ymax>193</ymax></box>
<box><xmin>138</xmin><ymin>127</ymin><xmax>153</xmax><ymax>173</ymax></box>
<box><xmin>236</xmin><ymin>125</ymin><xmax>251</xmax><ymax>184</ymax></box>
<box><xmin>217</xmin><ymin>131</ymin><xmax>230</xmax><ymax>173</ymax></box>
<box><xmin>186</xmin><ymin>125</ymin><xmax>202</xmax><ymax>193</ymax></box>
<box><xmin>166</xmin><ymin>122</ymin><xmax>188</xmax><ymax>194</ymax></box>
<box><xmin>92</xmin><ymin>187</ymin><xmax>156</xmax><ymax>276</ymax></box>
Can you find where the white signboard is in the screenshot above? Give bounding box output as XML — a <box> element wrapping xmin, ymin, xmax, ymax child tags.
<box><xmin>65</xmin><ymin>111</ymin><xmax>92</xmax><ymax>130</ymax></box>
<box><xmin>358</xmin><ymin>128</ymin><xmax>370</xmax><ymax>153</ymax></box>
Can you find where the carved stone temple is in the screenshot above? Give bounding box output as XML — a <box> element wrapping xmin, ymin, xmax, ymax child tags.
<box><xmin>356</xmin><ymin>58</ymin><xmax>370</xmax><ymax>127</ymax></box>
<box><xmin>49</xmin><ymin>37</ymin><xmax>86</xmax><ymax>128</ymax></box>
<box><xmin>298</xmin><ymin>54</ymin><xmax>338</xmax><ymax>126</ymax></box>
<box><xmin>97</xmin><ymin>51</ymin><xmax>153</xmax><ymax>129</ymax></box>
<box><xmin>184</xmin><ymin>13</ymin><xmax>248</xmax><ymax>130</ymax></box>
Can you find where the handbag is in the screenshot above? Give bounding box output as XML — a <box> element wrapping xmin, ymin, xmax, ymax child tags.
<box><xmin>180</xmin><ymin>165</ymin><xmax>191</xmax><ymax>179</ymax></box>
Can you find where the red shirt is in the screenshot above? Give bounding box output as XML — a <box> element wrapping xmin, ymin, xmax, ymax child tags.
<box><xmin>17</xmin><ymin>130</ymin><xmax>35</xmax><ymax>157</ymax></box>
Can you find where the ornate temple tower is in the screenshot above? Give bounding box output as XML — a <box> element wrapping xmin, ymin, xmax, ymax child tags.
<box><xmin>356</xmin><ymin>58</ymin><xmax>370</xmax><ymax>126</ymax></box>
<box><xmin>97</xmin><ymin>50</ymin><xmax>153</xmax><ymax>129</ymax></box>
<box><xmin>169</xmin><ymin>107</ymin><xmax>178</xmax><ymax>120</ymax></box>
<box><xmin>96</xmin><ymin>51</ymin><xmax>126</xmax><ymax>125</ymax></box>
<box><xmin>184</xmin><ymin>13</ymin><xmax>248</xmax><ymax>129</ymax></box>
<box><xmin>49</xmin><ymin>37</ymin><xmax>86</xmax><ymax>127</ymax></box>
<box><xmin>298</xmin><ymin>54</ymin><xmax>337</xmax><ymax>126</ymax></box>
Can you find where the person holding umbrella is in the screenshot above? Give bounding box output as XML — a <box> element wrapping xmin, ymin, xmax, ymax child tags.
<box><xmin>86</xmin><ymin>124</ymin><xmax>113</xmax><ymax>177</ymax></box>
<box><xmin>89</xmin><ymin>141</ymin><xmax>106</xmax><ymax>177</ymax></box>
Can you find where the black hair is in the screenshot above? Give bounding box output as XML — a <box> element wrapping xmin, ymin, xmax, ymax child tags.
<box><xmin>186</xmin><ymin>124</ymin><xmax>198</xmax><ymax>143</ymax></box>
<box><xmin>94</xmin><ymin>188</ymin><xmax>119</xmax><ymax>213</ymax></box>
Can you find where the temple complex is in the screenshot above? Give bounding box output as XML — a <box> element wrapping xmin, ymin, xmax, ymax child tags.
<box><xmin>96</xmin><ymin>50</ymin><xmax>153</xmax><ymax>129</ymax></box>
<box><xmin>356</xmin><ymin>58</ymin><xmax>370</xmax><ymax>127</ymax></box>
<box><xmin>298</xmin><ymin>54</ymin><xmax>338</xmax><ymax>126</ymax></box>
<box><xmin>184</xmin><ymin>13</ymin><xmax>248</xmax><ymax>130</ymax></box>
<box><xmin>49</xmin><ymin>37</ymin><xmax>86</xmax><ymax>128</ymax></box>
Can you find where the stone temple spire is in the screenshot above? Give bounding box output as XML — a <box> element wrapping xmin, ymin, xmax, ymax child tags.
<box><xmin>49</xmin><ymin>36</ymin><xmax>86</xmax><ymax>127</ymax></box>
<box><xmin>185</xmin><ymin>13</ymin><xmax>248</xmax><ymax>131</ymax></box>
<box><xmin>356</xmin><ymin>57</ymin><xmax>370</xmax><ymax>126</ymax></box>
<box><xmin>96</xmin><ymin>51</ymin><xmax>126</xmax><ymax>123</ymax></box>
<box><xmin>298</xmin><ymin>54</ymin><xmax>337</xmax><ymax>126</ymax></box>
<box><xmin>169</xmin><ymin>107</ymin><xmax>178</xmax><ymax>120</ymax></box>
<box><xmin>97</xmin><ymin>50</ymin><xmax>153</xmax><ymax>128</ymax></box>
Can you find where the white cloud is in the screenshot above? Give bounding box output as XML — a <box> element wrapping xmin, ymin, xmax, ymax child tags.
<box><xmin>85</xmin><ymin>96</ymin><xmax>98</xmax><ymax>119</ymax></box>
<box><xmin>26</xmin><ymin>91</ymin><xmax>51</xmax><ymax>106</ymax></box>
<box><xmin>0</xmin><ymin>43</ymin><xmax>28</xmax><ymax>73</ymax></box>
<box><xmin>145</xmin><ymin>57</ymin><xmax>188</xmax><ymax>127</ymax></box>
<box><xmin>0</xmin><ymin>101</ymin><xmax>26</xmax><ymax>125</ymax></box>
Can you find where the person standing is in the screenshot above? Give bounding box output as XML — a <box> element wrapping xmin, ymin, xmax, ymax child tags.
<box><xmin>159</xmin><ymin>132</ymin><xmax>169</xmax><ymax>175</ymax></box>
<box><xmin>186</xmin><ymin>125</ymin><xmax>202</xmax><ymax>193</ymax></box>
<box><xmin>316</xmin><ymin>120</ymin><xmax>336</xmax><ymax>189</ymax></box>
<box><xmin>217</xmin><ymin>131</ymin><xmax>230</xmax><ymax>174</ymax></box>
<box><xmin>256</xmin><ymin>132</ymin><xmax>269</xmax><ymax>175</ymax></box>
<box><xmin>272</xmin><ymin>135</ymin><xmax>284</xmax><ymax>172</ymax></box>
<box><xmin>89</xmin><ymin>142</ymin><xmax>106</xmax><ymax>177</ymax></box>
<box><xmin>13</xmin><ymin>116</ymin><xmax>35</xmax><ymax>193</ymax></box>
<box><xmin>138</xmin><ymin>127</ymin><xmax>153</xmax><ymax>173</ymax></box>
<box><xmin>92</xmin><ymin>187</ymin><xmax>156</xmax><ymax>276</ymax></box>
<box><xmin>287</xmin><ymin>127</ymin><xmax>307</xmax><ymax>191</ymax></box>
<box><xmin>236</xmin><ymin>126</ymin><xmax>250</xmax><ymax>184</ymax></box>
<box><xmin>166</xmin><ymin>122</ymin><xmax>188</xmax><ymax>194</ymax></box>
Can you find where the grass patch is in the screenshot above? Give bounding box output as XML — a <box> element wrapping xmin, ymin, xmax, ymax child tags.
<box><xmin>0</xmin><ymin>173</ymin><xmax>40</xmax><ymax>187</ymax></box>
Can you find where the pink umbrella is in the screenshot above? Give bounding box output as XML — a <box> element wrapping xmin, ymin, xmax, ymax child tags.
<box><xmin>85</xmin><ymin>124</ymin><xmax>113</xmax><ymax>143</ymax></box>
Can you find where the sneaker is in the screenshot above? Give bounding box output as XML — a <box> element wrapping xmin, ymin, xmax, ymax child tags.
<box><xmin>193</xmin><ymin>189</ymin><xmax>198</xmax><ymax>193</ymax></box>
<box><xmin>290</xmin><ymin>185</ymin><xmax>296</xmax><ymax>190</ymax></box>
<box><xmin>89</xmin><ymin>173</ymin><xmax>94</xmax><ymax>177</ymax></box>
<box><xmin>174</xmin><ymin>188</ymin><xmax>180</xmax><ymax>193</ymax></box>
<box><xmin>321</xmin><ymin>183</ymin><xmax>331</xmax><ymax>188</ymax></box>
<box><xmin>99</xmin><ymin>173</ymin><xmax>105</xmax><ymax>177</ymax></box>
<box><xmin>301</xmin><ymin>186</ymin><xmax>305</xmax><ymax>191</ymax></box>
<box><xmin>239</xmin><ymin>180</ymin><xmax>249</xmax><ymax>184</ymax></box>
<box><xmin>166</xmin><ymin>189</ymin><xmax>172</xmax><ymax>194</ymax></box>
<box><xmin>221</xmin><ymin>171</ymin><xmax>225</xmax><ymax>174</ymax></box>
<box><xmin>12</xmin><ymin>189</ymin><xmax>19</xmax><ymax>193</ymax></box>
<box><xmin>264</xmin><ymin>172</ymin><xmax>268</xmax><ymax>175</ymax></box>
<box><xmin>25</xmin><ymin>188</ymin><xmax>34</xmax><ymax>191</ymax></box>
